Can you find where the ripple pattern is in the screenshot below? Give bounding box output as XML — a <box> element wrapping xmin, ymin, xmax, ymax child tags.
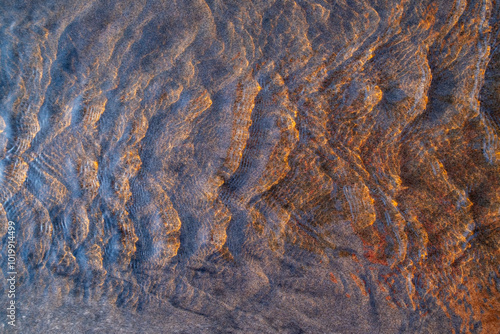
<box><xmin>1</xmin><ymin>0</ymin><xmax>499</xmax><ymax>333</ymax></box>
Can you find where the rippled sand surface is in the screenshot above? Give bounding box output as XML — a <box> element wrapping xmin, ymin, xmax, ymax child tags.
<box><xmin>1</xmin><ymin>0</ymin><xmax>499</xmax><ymax>333</ymax></box>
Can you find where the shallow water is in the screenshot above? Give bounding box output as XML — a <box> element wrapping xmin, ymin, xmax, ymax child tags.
<box><xmin>0</xmin><ymin>0</ymin><xmax>499</xmax><ymax>333</ymax></box>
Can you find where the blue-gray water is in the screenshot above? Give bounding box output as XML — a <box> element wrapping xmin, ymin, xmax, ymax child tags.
<box><xmin>1</xmin><ymin>0</ymin><xmax>499</xmax><ymax>333</ymax></box>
